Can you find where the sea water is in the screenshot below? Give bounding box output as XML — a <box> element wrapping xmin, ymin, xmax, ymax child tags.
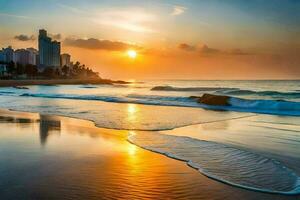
<box><xmin>0</xmin><ymin>80</ymin><xmax>299</xmax><ymax>195</ymax></box>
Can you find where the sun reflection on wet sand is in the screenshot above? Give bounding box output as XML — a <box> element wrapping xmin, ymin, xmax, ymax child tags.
<box><xmin>127</xmin><ymin>104</ymin><xmax>137</xmax><ymax>115</ymax></box>
<box><xmin>126</xmin><ymin>104</ymin><xmax>140</xmax><ymax>129</ymax></box>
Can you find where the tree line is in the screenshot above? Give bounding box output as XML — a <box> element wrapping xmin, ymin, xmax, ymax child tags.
<box><xmin>0</xmin><ymin>61</ymin><xmax>99</xmax><ymax>79</ymax></box>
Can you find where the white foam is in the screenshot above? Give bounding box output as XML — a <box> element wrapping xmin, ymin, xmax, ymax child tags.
<box><xmin>128</xmin><ymin>132</ymin><xmax>300</xmax><ymax>195</ymax></box>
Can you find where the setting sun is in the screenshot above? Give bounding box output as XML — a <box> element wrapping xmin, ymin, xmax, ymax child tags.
<box><xmin>127</xmin><ymin>50</ymin><xmax>137</xmax><ymax>59</ymax></box>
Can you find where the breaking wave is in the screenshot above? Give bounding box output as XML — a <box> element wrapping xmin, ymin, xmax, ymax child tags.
<box><xmin>151</xmin><ymin>86</ymin><xmax>300</xmax><ymax>99</ymax></box>
<box><xmin>151</xmin><ymin>85</ymin><xmax>237</xmax><ymax>92</ymax></box>
<box><xmin>16</xmin><ymin>92</ymin><xmax>300</xmax><ymax>116</ymax></box>
<box><xmin>221</xmin><ymin>89</ymin><xmax>300</xmax><ymax>98</ymax></box>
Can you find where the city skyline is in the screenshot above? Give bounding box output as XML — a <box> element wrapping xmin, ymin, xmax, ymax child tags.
<box><xmin>0</xmin><ymin>29</ymin><xmax>72</xmax><ymax>70</ymax></box>
<box><xmin>0</xmin><ymin>0</ymin><xmax>299</xmax><ymax>80</ymax></box>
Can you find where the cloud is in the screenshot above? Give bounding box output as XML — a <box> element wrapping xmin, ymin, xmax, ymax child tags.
<box><xmin>64</xmin><ymin>37</ymin><xmax>141</xmax><ymax>51</ymax></box>
<box><xmin>57</xmin><ymin>3</ymin><xmax>87</xmax><ymax>14</ymax></box>
<box><xmin>178</xmin><ymin>43</ymin><xmax>196</xmax><ymax>51</ymax></box>
<box><xmin>200</xmin><ymin>45</ymin><xmax>220</xmax><ymax>54</ymax></box>
<box><xmin>178</xmin><ymin>43</ymin><xmax>251</xmax><ymax>56</ymax></box>
<box><xmin>171</xmin><ymin>6</ymin><xmax>187</xmax><ymax>16</ymax></box>
<box><xmin>49</xmin><ymin>33</ymin><xmax>62</xmax><ymax>40</ymax></box>
<box><xmin>14</xmin><ymin>34</ymin><xmax>35</xmax><ymax>41</ymax></box>
<box><xmin>0</xmin><ymin>12</ymin><xmax>31</xmax><ymax>19</ymax></box>
<box><xmin>58</xmin><ymin>4</ymin><xmax>156</xmax><ymax>33</ymax></box>
<box><xmin>228</xmin><ymin>48</ymin><xmax>251</xmax><ymax>55</ymax></box>
<box><xmin>178</xmin><ymin>43</ymin><xmax>219</xmax><ymax>54</ymax></box>
<box><xmin>93</xmin><ymin>9</ymin><xmax>157</xmax><ymax>33</ymax></box>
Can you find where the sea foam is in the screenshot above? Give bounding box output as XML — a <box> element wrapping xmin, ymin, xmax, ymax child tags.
<box><xmin>128</xmin><ymin>132</ymin><xmax>300</xmax><ymax>195</ymax></box>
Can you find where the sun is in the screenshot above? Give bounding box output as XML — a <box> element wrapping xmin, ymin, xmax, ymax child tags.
<box><xmin>127</xmin><ymin>50</ymin><xmax>137</xmax><ymax>59</ymax></box>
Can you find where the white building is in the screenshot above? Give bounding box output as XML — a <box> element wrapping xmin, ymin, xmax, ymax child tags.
<box><xmin>26</xmin><ymin>48</ymin><xmax>38</xmax><ymax>65</ymax></box>
<box><xmin>60</xmin><ymin>53</ymin><xmax>71</xmax><ymax>67</ymax></box>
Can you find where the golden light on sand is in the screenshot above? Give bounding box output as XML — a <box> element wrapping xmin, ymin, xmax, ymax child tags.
<box><xmin>127</xmin><ymin>144</ymin><xmax>137</xmax><ymax>156</ymax></box>
<box><xmin>127</xmin><ymin>104</ymin><xmax>137</xmax><ymax>115</ymax></box>
<box><xmin>127</xmin><ymin>50</ymin><xmax>137</xmax><ymax>59</ymax></box>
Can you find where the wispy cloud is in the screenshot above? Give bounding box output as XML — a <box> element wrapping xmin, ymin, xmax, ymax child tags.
<box><xmin>0</xmin><ymin>12</ymin><xmax>31</xmax><ymax>19</ymax></box>
<box><xmin>64</xmin><ymin>37</ymin><xmax>141</xmax><ymax>51</ymax></box>
<box><xmin>93</xmin><ymin>9</ymin><xmax>157</xmax><ymax>33</ymax></box>
<box><xmin>178</xmin><ymin>43</ymin><xmax>251</xmax><ymax>56</ymax></box>
<box><xmin>57</xmin><ymin>3</ymin><xmax>87</xmax><ymax>15</ymax></box>
<box><xmin>57</xmin><ymin>4</ymin><xmax>156</xmax><ymax>33</ymax></box>
<box><xmin>49</xmin><ymin>33</ymin><xmax>62</xmax><ymax>41</ymax></box>
<box><xmin>178</xmin><ymin>43</ymin><xmax>196</xmax><ymax>51</ymax></box>
<box><xmin>171</xmin><ymin>5</ymin><xmax>187</xmax><ymax>16</ymax></box>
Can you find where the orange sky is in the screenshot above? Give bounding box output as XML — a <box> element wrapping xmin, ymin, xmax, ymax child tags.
<box><xmin>1</xmin><ymin>0</ymin><xmax>299</xmax><ymax>80</ymax></box>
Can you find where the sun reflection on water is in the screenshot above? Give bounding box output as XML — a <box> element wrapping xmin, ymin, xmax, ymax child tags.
<box><xmin>126</xmin><ymin>104</ymin><xmax>140</xmax><ymax>129</ymax></box>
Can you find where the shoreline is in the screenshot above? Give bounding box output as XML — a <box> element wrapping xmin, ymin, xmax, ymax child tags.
<box><xmin>0</xmin><ymin>78</ymin><xmax>129</xmax><ymax>87</ymax></box>
<box><xmin>0</xmin><ymin>109</ymin><xmax>295</xmax><ymax>199</ymax></box>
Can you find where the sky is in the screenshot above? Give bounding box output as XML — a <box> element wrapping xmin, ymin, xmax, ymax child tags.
<box><xmin>0</xmin><ymin>0</ymin><xmax>299</xmax><ymax>80</ymax></box>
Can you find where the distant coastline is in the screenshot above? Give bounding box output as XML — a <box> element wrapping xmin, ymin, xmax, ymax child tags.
<box><xmin>0</xmin><ymin>78</ymin><xmax>129</xmax><ymax>87</ymax></box>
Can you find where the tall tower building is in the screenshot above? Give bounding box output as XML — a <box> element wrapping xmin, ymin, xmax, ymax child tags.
<box><xmin>52</xmin><ymin>41</ymin><xmax>61</xmax><ymax>67</ymax></box>
<box><xmin>38</xmin><ymin>29</ymin><xmax>61</xmax><ymax>70</ymax></box>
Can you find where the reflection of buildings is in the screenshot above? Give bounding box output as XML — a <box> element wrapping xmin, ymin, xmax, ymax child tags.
<box><xmin>0</xmin><ymin>116</ymin><xmax>34</xmax><ymax>124</ymax></box>
<box><xmin>39</xmin><ymin>115</ymin><xmax>61</xmax><ymax>146</ymax></box>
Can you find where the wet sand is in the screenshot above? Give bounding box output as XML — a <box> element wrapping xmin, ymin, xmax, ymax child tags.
<box><xmin>0</xmin><ymin>110</ymin><xmax>298</xmax><ymax>199</ymax></box>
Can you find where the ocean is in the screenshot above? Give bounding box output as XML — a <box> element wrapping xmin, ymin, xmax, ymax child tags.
<box><xmin>0</xmin><ymin>80</ymin><xmax>299</xmax><ymax>195</ymax></box>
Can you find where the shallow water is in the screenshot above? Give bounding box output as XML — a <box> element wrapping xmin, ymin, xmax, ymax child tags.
<box><xmin>0</xmin><ymin>110</ymin><xmax>298</xmax><ymax>199</ymax></box>
<box><xmin>0</xmin><ymin>80</ymin><xmax>299</xmax><ymax>197</ymax></box>
<box><xmin>129</xmin><ymin>130</ymin><xmax>300</xmax><ymax>194</ymax></box>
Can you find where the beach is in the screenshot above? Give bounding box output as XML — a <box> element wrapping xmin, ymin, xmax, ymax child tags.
<box><xmin>0</xmin><ymin>80</ymin><xmax>299</xmax><ymax>199</ymax></box>
<box><xmin>1</xmin><ymin>0</ymin><xmax>299</xmax><ymax>198</ymax></box>
<box><xmin>0</xmin><ymin>109</ymin><xmax>297</xmax><ymax>200</ymax></box>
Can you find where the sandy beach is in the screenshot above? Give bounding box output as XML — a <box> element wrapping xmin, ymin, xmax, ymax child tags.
<box><xmin>0</xmin><ymin>109</ymin><xmax>298</xmax><ymax>199</ymax></box>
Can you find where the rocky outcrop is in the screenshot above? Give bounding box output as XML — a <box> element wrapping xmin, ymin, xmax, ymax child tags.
<box><xmin>191</xmin><ymin>93</ymin><xmax>230</xmax><ymax>106</ymax></box>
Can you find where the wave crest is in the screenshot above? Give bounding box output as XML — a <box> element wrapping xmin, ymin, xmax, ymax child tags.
<box><xmin>221</xmin><ymin>89</ymin><xmax>300</xmax><ymax>98</ymax></box>
<box><xmin>151</xmin><ymin>86</ymin><xmax>237</xmax><ymax>92</ymax></box>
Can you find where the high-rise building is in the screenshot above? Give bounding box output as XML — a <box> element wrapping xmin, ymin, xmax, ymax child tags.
<box><xmin>60</xmin><ymin>53</ymin><xmax>71</xmax><ymax>67</ymax></box>
<box><xmin>1</xmin><ymin>46</ymin><xmax>14</xmax><ymax>63</ymax></box>
<box><xmin>52</xmin><ymin>41</ymin><xmax>61</xmax><ymax>67</ymax></box>
<box><xmin>14</xmin><ymin>49</ymin><xmax>30</xmax><ymax>66</ymax></box>
<box><xmin>38</xmin><ymin>29</ymin><xmax>61</xmax><ymax>69</ymax></box>
<box><xmin>0</xmin><ymin>50</ymin><xmax>5</xmax><ymax>62</ymax></box>
<box><xmin>26</xmin><ymin>48</ymin><xmax>38</xmax><ymax>65</ymax></box>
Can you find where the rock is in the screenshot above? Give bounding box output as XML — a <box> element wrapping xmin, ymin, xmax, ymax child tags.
<box><xmin>191</xmin><ymin>93</ymin><xmax>230</xmax><ymax>106</ymax></box>
<box><xmin>151</xmin><ymin>86</ymin><xmax>174</xmax><ymax>91</ymax></box>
